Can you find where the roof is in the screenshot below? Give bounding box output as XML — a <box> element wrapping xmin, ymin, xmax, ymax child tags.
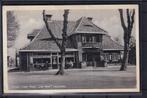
<box><xmin>32</xmin><ymin>20</ymin><xmax>76</xmax><ymax>40</ymax></box>
<box><xmin>22</xmin><ymin>20</ymin><xmax>76</xmax><ymax>51</ymax></box>
<box><xmin>27</xmin><ymin>17</ymin><xmax>107</xmax><ymax>39</ymax></box>
<box><xmin>21</xmin><ymin>17</ymin><xmax>123</xmax><ymax>51</ymax></box>
<box><xmin>22</xmin><ymin>36</ymin><xmax>76</xmax><ymax>51</ymax></box>
<box><xmin>102</xmin><ymin>35</ymin><xmax>123</xmax><ymax>51</ymax></box>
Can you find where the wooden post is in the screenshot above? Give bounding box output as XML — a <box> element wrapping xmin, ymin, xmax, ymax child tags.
<box><xmin>26</xmin><ymin>53</ymin><xmax>29</xmax><ymax>71</ymax></box>
<box><xmin>57</xmin><ymin>52</ymin><xmax>59</xmax><ymax>69</ymax></box>
<box><xmin>50</xmin><ymin>52</ymin><xmax>52</xmax><ymax>69</ymax></box>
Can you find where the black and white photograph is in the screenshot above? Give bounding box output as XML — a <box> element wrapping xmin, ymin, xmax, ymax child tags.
<box><xmin>3</xmin><ymin>5</ymin><xmax>140</xmax><ymax>94</ymax></box>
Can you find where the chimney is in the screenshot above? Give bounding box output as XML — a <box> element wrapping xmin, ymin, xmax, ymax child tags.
<box><xmin>87</xmin><ymin>17</ymin><xmax>93</xmax><ymax>21</ymax></box>
<box><xmin>46</xmin><ymin>14</ymin><xmax>52</xmax><ymax>21</ymax></box>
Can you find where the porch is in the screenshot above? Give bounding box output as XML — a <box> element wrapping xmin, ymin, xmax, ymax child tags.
<box><xmin>19</xmin><ymin>49</ymin><xmax>78</xmax><ymax>71</ymax></box>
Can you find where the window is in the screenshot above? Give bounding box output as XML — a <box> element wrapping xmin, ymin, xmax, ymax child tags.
<box><xmin>52</xmin><ymin>53</ymin><xmax>57</xmax><ymax>55</ymax></box>
<box><xmin>104</xmin><ymin>53</ymin><xmax>109</xmax><ymax>62</ymax></box>
<box><xmin>66</xmin><ymin>57</ymin><xmax>74</xmax><ymax>62</ymax></box>
<box><xmin>95</xmin><ymin>35</ymin><xmax>102</xmax><ymax>42</ymax></box>
<box><xmin>76</xmin><ymin>35</ymin><xmax>81</xmax><ymax>42</ymax></box>
<box><xmin>33</xmin><ymin>58</ymin><xmax>51</xmax><ymax>64</ymax></box>
<box><xmin>86</xmin><ymin>36</ymin><xmax>93</xmax><ymax>43</ymax></box>
<box><xmin>82</xmin><ymin>35</ymin><xmax>103</xmax><ymax>43</ymax></box>
<box><xmin>83</xmin><ymin>24</ymin><xmax>93</xmax><ymax>27</ymax></box>
<box><xmin>82</xmin><ymin>35</ymin><xmax>86</xmax><ymax>43</ymax></box>
<box><xmin>86</xmin><ymin>36</ymin><xmax>90</xmax><ymax>42</ymax></box>
<box><xmin>112</xmin><ymin>53</ymin><xmax>120</xmax><ymax>61</ymax></box>
<box><xmin>95</xmin><ymin>36</ymin><xmax>99</xmax><ymax>42</ymax></box>
<box><xmin>59</xmin><ymin>56</ymin><xmax>75</xmax><ymax>63</ymax></box>
<box><xmin>82</xmin><ymin>53</ymin><xmax>86</xmax><ymax>61</ymax></box>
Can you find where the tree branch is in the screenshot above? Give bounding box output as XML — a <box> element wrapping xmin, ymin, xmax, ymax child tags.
<box><xmin>118</xmin><ymin>9</ymin><xmax>127</xmax><ymax>31</ymax></box>
<box><xmin>127</xmin><ymin>9</ymin><xmax>131</xmax><ymax>29</ymax></box>
<box><xmin>130</xmin><ymin>9</ymin><xmax>135</xmax><ymax>30</ymax></box>
<box><xmin>43</xmin><ymin>10</ymin><xmax>62</xmax><ymax>50</ymax></box>
<box><xmin>62</xmin><ymin>9</ymin><xmax>69</xmax><ymax>49</ymax></box>
<box><xmin>127</xmin><ymin>9</ymin><xmax>135</xmax><ymax>43</ymax></box>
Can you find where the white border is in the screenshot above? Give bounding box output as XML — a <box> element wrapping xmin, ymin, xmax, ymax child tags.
<box><xmin>3</xmin><ymin>5</ymin><xmax>140</xmax><ymax>94</ymax></box>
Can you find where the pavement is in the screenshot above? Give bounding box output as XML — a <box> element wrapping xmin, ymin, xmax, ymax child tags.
<box><xmin>8</xmin><ymin>65</ymin><xmax>135</xmax><ymax>73</ymax></box>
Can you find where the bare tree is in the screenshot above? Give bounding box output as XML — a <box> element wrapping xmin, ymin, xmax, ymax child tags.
<box><xmin>43</xmin><ymin>10</ymin><xmax>69</xmax><ymax>75</ymax></box>
<box><xmin>118</xmin><ymin>9</ymin><xmax>135</xmax><ymax>71</ymax></box>
<box><xmin>7</xmin><ymin>11</ymin><xmax>19</xmax><ymax>48</ymax></box>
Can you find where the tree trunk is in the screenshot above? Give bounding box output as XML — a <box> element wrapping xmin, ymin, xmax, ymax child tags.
<box><xmin>55</xmin><ymin>10</ymin><xmax>69</xmax><ymax>75</ymax></box>
<box><xmin>120</xmin><ymin>41</ymin><xmax>128</xmax><ymax>71</ymax></box>
<box><xmin>56</xmin><ymin>51</ymin><xmax>65</xmax><ymax>75</ymax></box>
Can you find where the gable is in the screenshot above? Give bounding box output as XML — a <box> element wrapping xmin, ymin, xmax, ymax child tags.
<box><xmin>68</xmin><ymin>17</ymin><xmax>107</xmax><ymax>36</ymax></box>
<box><xmin>76</xmin><ymin>17</ymin><xmax>107</xmax><ymax>34</ymax></box>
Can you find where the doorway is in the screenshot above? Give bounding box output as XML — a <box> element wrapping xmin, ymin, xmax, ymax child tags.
<box><xmin>84</xmin><ymin>52</ymin><xmax>100</xmax><ymax>67</ymax></box>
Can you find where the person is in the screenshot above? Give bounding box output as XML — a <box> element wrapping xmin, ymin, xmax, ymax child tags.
<box><xmin>44</xmin><ymin>61</ymin><xmax>49</xmax><ymax>70</ymax></box>
<box><xmin>69</xmin><ymin>60</ymin><xmax>73</xmax><ymax>68</ymax></box>
<box><xmin>81</xmin><ymin>61</ymin><xmax>86</xmax><ymax>68</ymax></box>
<box><xmin>34</xmin><ymin>61</ymin><xmax>38</xmax><ymax>69</ymax></box>
<box><xmin>100</xmin><ymin>55</ymin><xmax>105</xmax><ymax>67</ymax></box>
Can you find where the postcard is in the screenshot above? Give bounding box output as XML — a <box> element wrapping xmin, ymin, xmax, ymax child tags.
<box><xmin>3</xmin><ymin>5</ymin><xmax>140</xmax><ymax>94</ymax></box>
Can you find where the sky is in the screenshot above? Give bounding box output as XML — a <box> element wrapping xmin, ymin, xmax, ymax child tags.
<box><xmin>8</xmin><ymin>9</ymin><xmax>136</xmax><ymax>58</ymax></box>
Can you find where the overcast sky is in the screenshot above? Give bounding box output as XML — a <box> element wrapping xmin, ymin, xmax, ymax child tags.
<box><xmin>8</xmin><ymin>9</ymin><xmax>136</xmax><ymax>57</ymax></box>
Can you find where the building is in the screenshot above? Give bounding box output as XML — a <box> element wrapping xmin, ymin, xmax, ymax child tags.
<box><xmin>18</xmin><ymin>15</ymin><xmax>123</xmax><ymax>71</ymax></box>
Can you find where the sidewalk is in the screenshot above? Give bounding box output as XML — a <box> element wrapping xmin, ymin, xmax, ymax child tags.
<box><xmin>12</xmin><ymin>65</ymin><xmax>136</xmax><ymax>74</ymax></box>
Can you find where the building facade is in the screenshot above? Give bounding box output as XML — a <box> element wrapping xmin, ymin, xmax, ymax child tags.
<box><xmin>19</xmin><ymin>16</ymin><xmax>123</xmax><ymax>71</ymax></box>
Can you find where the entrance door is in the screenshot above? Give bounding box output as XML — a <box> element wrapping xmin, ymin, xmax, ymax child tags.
<box><xmin>86</xmin><ymin>52</ymin><xmax>100</xmax><ymax>67</ymax></box>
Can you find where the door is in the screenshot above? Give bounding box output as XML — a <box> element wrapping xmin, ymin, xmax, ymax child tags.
<box><xmin>86</xmin><ymin>52</ymin><xmax>100</xmax><ymax>67</ymax></box>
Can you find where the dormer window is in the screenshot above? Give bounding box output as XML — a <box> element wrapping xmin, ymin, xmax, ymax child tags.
<box><xmin>27</xmin><ymin>29</ymin><xmax>40</xmax><ymax>41</ymax></box>
<box><xmin>82</xmin><ymin>34</ymin><xmax>102</xmax><ymax>43</ymax></box>
<box><xmin>87</xmin><ymin>17</ymin><xmax>93</xmax><ymax>21</ymax></box>
<box><xmin>82</xmin><ymin>35</ymin><xmax>93</xmax><ymax>43</ymax></box>
<box><xmin>83</xmin><ymin>24</ymin><xmax>93</xmax><ymax>27</ymax></box>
